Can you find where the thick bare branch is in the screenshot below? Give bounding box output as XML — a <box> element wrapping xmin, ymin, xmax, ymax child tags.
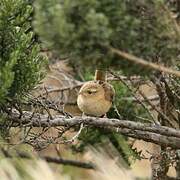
<box><xmin>8</xmin><ymin>110</ymin><xmax>180</xmax><ymax>149</ymax></box>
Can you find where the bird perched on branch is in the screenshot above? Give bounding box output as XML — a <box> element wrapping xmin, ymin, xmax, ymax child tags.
<box><xmin>77</xmin><ymin>70</ymin><xmax>115</xmax><ymax>117</ymax></box>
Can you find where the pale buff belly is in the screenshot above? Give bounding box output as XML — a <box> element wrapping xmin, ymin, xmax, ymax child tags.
<box><xmin>77</xmin><ymin>96</ymin><xmax>112</xmax><ymax>117</ymax></box>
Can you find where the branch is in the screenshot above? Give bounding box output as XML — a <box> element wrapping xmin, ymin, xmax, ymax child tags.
<box><xmin>109</xmin><ymin>46</ymin><xmax>180</xmax><ymax>78</ymax></box>
<box><xmin>41</xmin><ymin>75</ymin><xmax>143</xmax><ymax>94</ymax></box>
<box><xmin>63</xmin><ymin>123</ymin><xmax>84</xmax><ymax>143</ymax></box>
<box><xmin>110</xmin><ymin>71</ymin><xmax>158</xmax><ymax>124</ymax></box>
<box><xmin>1</xmin><ymin>149</ymin><xmax>95</xmax><ymax>170</ymax></box>
<box><xmin>43</xmin><ymin>83</ymin><xmax>83</xmax><ymax>94</ymax></box>
<box><xmin>42</xmin><ymin>156</ymin><xmax>95</xmax><ymax>169</ymax></box>
<box><xmin>121</xmin><ymin>95</ymin><xmax>159</xmax><ymax>102</ymax></box>
<box><xmin>8</xmin><ymin>110</ymin><xmax>180</xmax><ymax>149</ymax></box>
<box><xmin>107</xmin><ymin>75</ymin><xmax>142</xmax><ymax>82</ymax></box>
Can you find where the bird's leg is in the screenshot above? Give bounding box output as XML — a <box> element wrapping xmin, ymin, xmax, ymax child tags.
<box><xmin>82</xmin><ymin>112</ymin><xmax>87</xmax><ymax>117</ymax></box>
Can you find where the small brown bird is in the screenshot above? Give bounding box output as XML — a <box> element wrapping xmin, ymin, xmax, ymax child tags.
<box><xmin>77</xmin><ymin>80</ymin><xmax>115</xmax><ymax>117</ymax></box>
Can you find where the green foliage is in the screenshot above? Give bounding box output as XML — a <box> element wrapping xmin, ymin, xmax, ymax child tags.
<box><xmin>109</xmin><ymin>80</ymin><xmax>151</xmax><ymax>122</ymax></box>
<box><xmin>0</xmin><ymin>0</ymin><xmax>46</xmax><ymax>105</ymax></box>
<box><xmin>108</xmin><ymin>133</ymin><xmax>141</xmax><ymax>163</ymax></box>
<box><xmin>0</xmin><ymin>114</ymin><xmax>9</xmax><ymax>139</ymax></box>
<box><xmin>34</xmin><ymin>0</ymin><xmax>180</xmax><ymax>74</ymax></box>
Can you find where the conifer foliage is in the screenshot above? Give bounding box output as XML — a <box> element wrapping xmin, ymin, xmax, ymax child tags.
<box><xmin>0</xmin><ymin>0</ymin><xmax>46</xmax><ymax>105</ymax></box>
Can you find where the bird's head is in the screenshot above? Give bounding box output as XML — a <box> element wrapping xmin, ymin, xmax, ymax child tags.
<box><xmin>78</xmin><ymin>81</ymin><xmax>104</xmax><ymax>99</ymax></box>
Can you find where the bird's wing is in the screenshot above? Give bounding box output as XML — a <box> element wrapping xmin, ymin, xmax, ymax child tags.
<box><xmin>101</xmin><ymin>82</ymin><xmax>115</xmax><ymax>102</ymax></box>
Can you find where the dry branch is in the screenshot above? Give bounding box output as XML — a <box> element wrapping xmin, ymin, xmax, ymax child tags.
<box><xmin>109</xmin><ymin>46</ymin><xmax>180</xmax><ymax>77</ymax></box>
<box><xmin>42</xmin><ymin>75</ymin><xmax>143</xmax><ymax>94</ymax></box>
<box><xmin>43</xmin><ymin>156</ymin><xmax>95</xmax><ymax>169</ymax></box>
<box><xmin>121</xmin><ymin>95</ymin><xmax>159</xmax><ymax>102</ymax></box>
<box><xmin>1</xmin><ymin>149</ymin><xmax>95</xmax><ymax>169</ymax></box>
<box><xmin>107</xmin><ymin>76</ymin><xmax>142</xmax><ymax>82</ymax></box>
<box><xmin>43</xmin><ymin>83</ymin><xmax>83</xmax><ymax>94</ymax></box>
<box><xmin>8</xmin><ymin>110</ymin><xmax>180</xmax><ymax>149</ymax></box>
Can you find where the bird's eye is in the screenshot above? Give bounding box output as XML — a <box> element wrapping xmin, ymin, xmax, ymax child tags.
<box><xmin>87</xmin><ymin>89</ymin><xmax>97</xmax><ymax>94</ymax></box>
<box><xmin>87</xmin><ymin>90</ymin><xmax>92</xmax><ymax>94</ymax></box>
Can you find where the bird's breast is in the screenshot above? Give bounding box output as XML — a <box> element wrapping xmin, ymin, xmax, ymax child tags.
<box><xmin>77</xmin><ymin>95</ymin><xmax>112</xmax><ymax>117</ymax></box>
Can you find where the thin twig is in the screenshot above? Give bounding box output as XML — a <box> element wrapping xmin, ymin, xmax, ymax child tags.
<box><xmin>63</xmin><ymin>123</ymin><xmax>84</xmax><ymax>144</ymax></box>
<box><xmin>138</xmin><ymin>90</ymin><xmax>174</xmax><ymax>127</ymax></box>
<box><xmin>110</xmin><ymin>71</ymin><xmax>158</xmax><ymax>124</ymax></box>
<box><xmin>42</xmin><ymin>83</ymin><xmax>83</xmax><ymax>95</ymax></box>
